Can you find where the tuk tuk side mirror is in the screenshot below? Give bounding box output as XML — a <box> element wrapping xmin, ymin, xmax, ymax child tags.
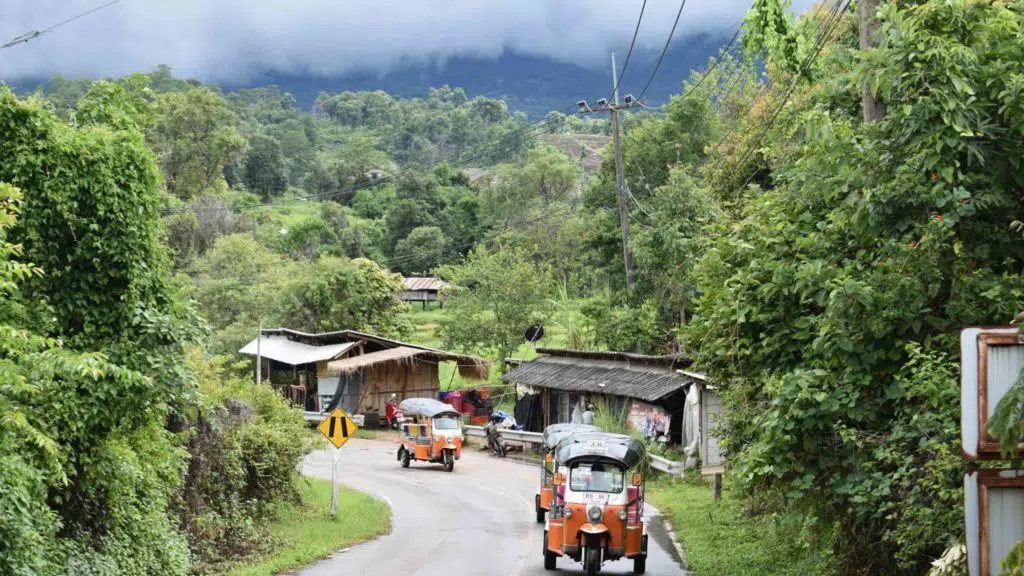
<box><xmin>632</xmin><ymin>473</ymin><xmax>643</xmax><ymax>487</ymax></box>
<box><xmin>553</xmin><ymin>473</ymin><xmax>563</xmax><ymax>486</ymax></box>
<box><xmin>544</xmin><ymin>453</ymin><xmax>554</xmax><ymax>464</ymax></box>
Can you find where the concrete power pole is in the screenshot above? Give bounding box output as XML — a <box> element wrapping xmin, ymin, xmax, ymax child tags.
<box><xmin>608</xmin><ymin>52</ymin><xmax>637</xmax><ymax>291</ymax></box>
<box><xmin>256</xmin><ymin>318</ymin><xmax>263</xmax><ymax>386</ymax></box>
<box><xmin>860</xmin><ymin>0</ymin><xmax>886</xmax><ymax>123</ymax></box>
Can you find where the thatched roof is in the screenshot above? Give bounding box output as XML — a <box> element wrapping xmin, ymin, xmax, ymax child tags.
<box><xmin>501</xmin><ymin>349</ymin><xmax>694</xmax><ymax>403</ymax></box>
<box><xmin>325</xmin><ymin>346</ymin><xmax>490</xmax><ymax>380</ymax></box>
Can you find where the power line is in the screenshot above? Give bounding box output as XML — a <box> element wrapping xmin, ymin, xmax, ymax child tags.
<box><xmin>728</xmin><ymin>0</ymin><xmax>851</xmax><ymax>192</ymax></box>
<box><xmin>610</xmin><ymin>0</ymin><xmax>648</xmax><ymax>100</ymax></box>
<box><xmin>637</xmin><ymin>0</ymin><xmax>689</xmax><ymax>100</ymax></box>
<box><xmin>1</xmin><ymin>0</ymin><xmax>120</xmax><ymax>50</ymax></box>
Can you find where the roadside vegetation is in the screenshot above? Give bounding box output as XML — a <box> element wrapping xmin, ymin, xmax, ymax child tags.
<box><xmin>226</xmin><ymin>479</ymin><xmax>391</xmax><ymax>576</ymax></box>
<box><xmin>649</xmin><ymin>478</ymin><xmax>834</xmax><ymax>576</ymax></box>
<box><xmin>3</xmin><ymin>0</ymin><xmax>1024</xmax><ymax>572</ymax></box>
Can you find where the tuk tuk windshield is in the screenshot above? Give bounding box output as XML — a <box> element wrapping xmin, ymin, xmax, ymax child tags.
<box><xmin>432</xmin><ymin>416</ymin><xmax>460</xmax><ymax>431</ymax></box>
<box><xmin>570</xmin><ymin>461</ymin><xmax>624</xmax><ymax>494</ymax></box>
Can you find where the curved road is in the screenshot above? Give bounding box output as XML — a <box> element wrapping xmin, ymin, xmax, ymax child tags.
<box><xmin>296</xmin><ymin>438</ymin><xmax>686</xmax><ymax>576</ymax></box>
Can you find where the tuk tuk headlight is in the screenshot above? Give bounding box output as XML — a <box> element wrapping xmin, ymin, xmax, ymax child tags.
<box><xmin>618</xmin><ymin>509</ymin><xmax>627</xmax><ymax>521</ymax></box>
<box><xmin>564</xmin><ymin>507</ymin><xmax>572</xmax><ymax>518</ymax></box>
<box><xmin>587</xmin><ymin>504</ymin><xmax>603</xmax><ymax>522</ymax></box>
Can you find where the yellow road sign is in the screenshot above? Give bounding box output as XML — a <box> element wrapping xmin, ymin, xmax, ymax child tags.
<box><xmin>317</xmin><ymin>408</ymin><xmax>358</xmax><ymax>450</ymax></box>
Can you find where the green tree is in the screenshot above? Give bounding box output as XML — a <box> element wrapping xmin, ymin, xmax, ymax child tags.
<box><xmin>150</xmin><ymin>87</ymin><xmax>246</xmax><ymax>199</ymax></box>
<box><xmin>280</xmin><ymin>257</ymin><xmax>412</xmax><ymax>339</ymax></box>
<box><xmin>685</xmin><ymin>1</ymin><xmax>1024</xmax><ymax>570</ymax></box>
<box><xmin>0</xmin><ymin>88</ymin><xmax>197</xmax><ymax>575</ymax></box>
<box><xmin>393</xmin><ymin>225</ymin><xmax>448</xmax><ymax>275</ymax></box>
<box><xmin>243</xmin><ymin>134</ymin><xmax>289</xmax><ymax>199</ymax></box>
<box><xmin>437</xmin><ymin>244</ymin><xmax>554</xmax><ymax>362</ymax></box>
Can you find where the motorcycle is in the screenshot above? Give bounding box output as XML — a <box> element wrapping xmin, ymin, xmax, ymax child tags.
<box><xmin>484</xmin><ymin>419</ymin><xmax>508</xmax><ymax>458</ymax></box>
<box><xmin>387</xmin><ymin>407</ymin><xmax>405</xmax><ymax>430</ymax></box>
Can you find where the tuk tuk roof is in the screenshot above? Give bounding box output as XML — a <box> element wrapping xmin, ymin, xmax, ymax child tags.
<box><xmin>399</xmin><ymin>398</ymin><xmax>462</xmax><ymax>419</ymax></box>
<box><xmin>555</xmin><ymin>432</ymin><xmax>646</xmax><ymax>469</ymax></box>
<box><xmin>542</xmin><ymin>423</ymin><xmax>602</xmax><ymax>450</ymax></box>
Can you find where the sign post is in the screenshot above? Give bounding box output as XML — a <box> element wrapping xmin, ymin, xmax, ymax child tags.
<box><xmin>316</xmin><ymin>407</ymin><xmax>359</xmax><ymax>518</ymax></box>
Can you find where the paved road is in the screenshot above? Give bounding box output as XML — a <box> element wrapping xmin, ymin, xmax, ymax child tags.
<box><xmin>296</xmin><ymin>438</ymin><xmax>686</xmax><ymax>576</ymax></box>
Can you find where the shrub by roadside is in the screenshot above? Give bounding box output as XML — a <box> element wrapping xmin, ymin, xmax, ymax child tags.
<box><xmin>648</xmin><ymin>477</ymin><xmax>835</xmax><ymax>576</ymax></box>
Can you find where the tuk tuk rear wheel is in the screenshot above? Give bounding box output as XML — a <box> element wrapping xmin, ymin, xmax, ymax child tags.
<box><xmin>543</xmin><ymin>532</ymin><xmax>556</xmax><ymax>570</ymax></box>
<box><xmin>400</xmin><ymin>449</ymin><xmax>410</xmax><ymax>468</ymax></box>
<box><xmin>584</xmin><ymin>546</ymin><xmax>600</xmax><ymax>576</ymax></box>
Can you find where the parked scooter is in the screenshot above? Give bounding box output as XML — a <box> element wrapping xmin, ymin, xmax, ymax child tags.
<box><xmin>484</xmin><ymin>414</ymin><xmax>508</xmax><ymax>458</ymax></box>
<box><xmin>385</xmin><ymin>395</ymin><xmax>405</xmax><ymax>430</ymax></box>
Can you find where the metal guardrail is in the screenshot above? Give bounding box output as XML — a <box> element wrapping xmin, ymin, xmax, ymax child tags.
<box><xmin>304</xmin><ymin>411</ymin><xmax>364</xmax><ymax>427</ymax></box>
<box><xmin>465</xmin><ymin>426</ymin><xmax>689</xmax><ymax>476</ymax></box>
<box><xmin>650</xmin><ymin>454</ymin><xmax>687</xmax><ymax>476</ymax></box>
<box><xmin>464</xmin><ymin>425</ymin><xmax>542</xmax><ymax>444</ymax></box>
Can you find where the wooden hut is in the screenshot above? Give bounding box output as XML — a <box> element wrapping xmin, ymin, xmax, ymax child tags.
<box><xmin>397</xmin><ymin>277</ymin><xmax>451</xmax><ymax>309</ymax></box>
<box><xmin>239</xmin><ymin>329</ymin><xmax>489</xmax><ymax>416</ymax></box>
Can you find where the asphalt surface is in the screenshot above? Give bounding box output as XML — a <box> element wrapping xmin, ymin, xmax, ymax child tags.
<box><xmin>295</xmin><ymin>438</ymin><xmax>686</xmax><ymax>576</ymax></box>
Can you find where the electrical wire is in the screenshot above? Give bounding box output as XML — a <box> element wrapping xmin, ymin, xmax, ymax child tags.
<box><xmin>1</xmin><ymin>0</ymin><xmax>120</xmax><ymax>50</ymax></box>
<box><xmin>636</xmin><ymin>0</ymin><xmax>689</xmax><ymax>100</ymax></box>
<box><xmin>610</xmin><ymin>0</ymin><xmax>648</xmax><ymax>100</ymax></box>
<box><xmin>728</xmin><ymin>0</ymin><xmax>851</xmax><ymax>192</ymax></box>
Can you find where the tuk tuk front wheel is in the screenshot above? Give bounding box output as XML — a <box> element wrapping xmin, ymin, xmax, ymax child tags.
<box><xmin>444</xmin><ymin>450</ymin><xmax>455</xmax><ymax>472</ymax></box>
<box><xmin>543</xmin><ymin>532</ymin><xmax>556</xmax><ymax>570</ymax></box>
<box><xmin>535</xmin><ymin>495</ymin><xmax>545</xmax><ymax>524</ymax></box>
<box><xmin>632</xmin><ymin>554</ymin><xmax>646</xmax><ymax>574</ymax></box>
<box><xmin>400</xmin><ymin>449</ymin><xmax>410</xmax><ymax>468</ymax></box>
<box><xmin>584</xmin><ymin>546</ymin><xmax>600</xmax><ymax>576</ymax></box>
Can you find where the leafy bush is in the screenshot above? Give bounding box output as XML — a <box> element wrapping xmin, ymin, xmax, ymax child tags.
<box><xmin>182</xmin><ymin>353</ymin><xmax>314</xmax><ymax>574</ymax></box>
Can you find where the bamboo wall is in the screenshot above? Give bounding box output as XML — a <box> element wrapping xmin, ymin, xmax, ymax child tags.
<box><xmin>315</xmin><ymin>359</ymin><xmax>440</xmax><ymax>414</ymax></box>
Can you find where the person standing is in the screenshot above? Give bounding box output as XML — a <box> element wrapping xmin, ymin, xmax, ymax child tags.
<box><xmin>582</xmin><ymin>402</ymin><xmax>595</xmax><ymax>425</ymax></box>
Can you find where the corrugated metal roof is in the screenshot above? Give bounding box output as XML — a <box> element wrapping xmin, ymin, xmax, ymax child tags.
<box><xmin>238</xmin><ymin>335</ymin><xmax>357</xmax><ymax>365</ymax></box>
<box><xmin>501</xmin><ymin>356</ymin><xmax>688</xmax><ymax>403</ymax></box>
<box><xmin>402</xmin><ymin>277</ymin><xmax>451</xmax><ymax>291</ymax></box>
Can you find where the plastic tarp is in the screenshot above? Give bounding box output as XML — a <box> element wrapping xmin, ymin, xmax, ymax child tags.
<box><xmin>514</xmin><ymin>393</ymin><xmax>544</xmax><ymax>432</ymax></box>
<box><xmin>681</xmin><ymin>384</ymin><xmax>701</xmax><ymax>467</ymax></box>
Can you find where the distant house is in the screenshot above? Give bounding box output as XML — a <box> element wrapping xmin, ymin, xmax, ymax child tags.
<box><xmin>239</xmin><ymin>328</ymin><xmax>488</xmax><ymax>416</ymax></box>
<box><xmin>501</xmin><ymin>348</ymin><xmax>724</xmax><ymax>471</ymax></box>
<box><xmin>397</xmin><ymin>277</ymin><xmax>451</xmax><ymax>309</ymax></box>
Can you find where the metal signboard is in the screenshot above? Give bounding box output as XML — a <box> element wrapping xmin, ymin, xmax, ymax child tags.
<box><xmin>317</xmin><ymin>407</ymin><xmax>359</xmax><ymax>450</ymax></box>
<box><xmin>965</xmin><ymin>469</ymin><xmax>1024</xmax><ymax>575</ymax></box>
<box><xmin>960</xmin><ymin>327</ymin><xmax>1024</xmax><ymax>460</ymax></box>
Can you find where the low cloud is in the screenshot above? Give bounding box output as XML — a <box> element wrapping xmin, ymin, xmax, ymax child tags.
<box><xmin>0</xmin><ymin>0</ymin><xmax>813</xmax><ymax>82</ymax></box>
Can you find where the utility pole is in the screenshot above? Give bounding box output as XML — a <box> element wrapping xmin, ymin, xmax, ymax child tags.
<box><xmin>256</xmin><ymin>318</ymin><xmax>262</xmax><ymax>386</ymax></box>
<box><xmin>860</xmin><ymin>0</ymin><xmax>886</xmax><ymax>123</ymax></box>
<box><xmin>602</xmin><ymin>52</ymin><xmax>639</xmax><ymax>291</ymax></box>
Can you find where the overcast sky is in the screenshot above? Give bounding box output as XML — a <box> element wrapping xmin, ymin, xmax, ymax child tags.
<box><xmin>0</xmin><ymin>0</ymin><xmax>813</xmax><ymax>82</ymax></box>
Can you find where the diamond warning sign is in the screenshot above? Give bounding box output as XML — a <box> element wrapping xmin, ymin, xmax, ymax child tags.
<box><xmin>317</xmin><ymin>408</ymin><xmax>358</xmax><ymax>450</ymax></box>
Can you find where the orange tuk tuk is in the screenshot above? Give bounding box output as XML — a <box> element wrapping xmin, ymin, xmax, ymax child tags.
<box><xmin>396</xmin><ymin>398</ymin><xmax>464</xmax><ymax>472</ymax></box>
<box><xmin>536</xmin><ymin>423</ymin><xmax>601</xmax><ymax>523</ymax></box>
<box><xmin>544</xmin><ymin>432</ymin><xmax>648</xmax><ymax>575</ymax></box>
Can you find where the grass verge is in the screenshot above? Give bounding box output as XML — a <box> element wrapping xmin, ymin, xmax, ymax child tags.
<box><xmin>226</xmin><ymin>477</ymin><xmax>391</xmax><ymax>576</ymax></box>
<box><xmin>648</xmin><ymin>478</ymin><xmax>833</xmax><ymax>576</ymax></box>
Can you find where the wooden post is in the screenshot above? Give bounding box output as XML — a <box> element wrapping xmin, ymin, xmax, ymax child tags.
<box><xmin>713</xmin><ymin>473</ymin><xmax>722</xmax><ymax>503</ymax></box>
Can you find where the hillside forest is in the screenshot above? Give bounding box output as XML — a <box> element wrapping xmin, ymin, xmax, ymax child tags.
<box><xmin>2</xmin><ymin>0</ymin><xmax>1024</xmax><ymax>574</ymax></box>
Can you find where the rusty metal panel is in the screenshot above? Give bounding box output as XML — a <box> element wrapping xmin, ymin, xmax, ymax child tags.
<box><xmin>966</xmin><ymin>469</ymin><xmax>1024</xmax><ymax>575</ymax></box>
<box><xmin>987</xmin><ymin>487</ymin><xmax>1024</xmax><ymax>575</ymax></box>
<box><xmin>985</xmin><ymin>344</ymin><xmax>1024</xmax><ymax>419</ymax></box>
<box><xmin>961</xmin><ymin>327</ymin><xmax>1024</xmax><ymax>459</ymax></box>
